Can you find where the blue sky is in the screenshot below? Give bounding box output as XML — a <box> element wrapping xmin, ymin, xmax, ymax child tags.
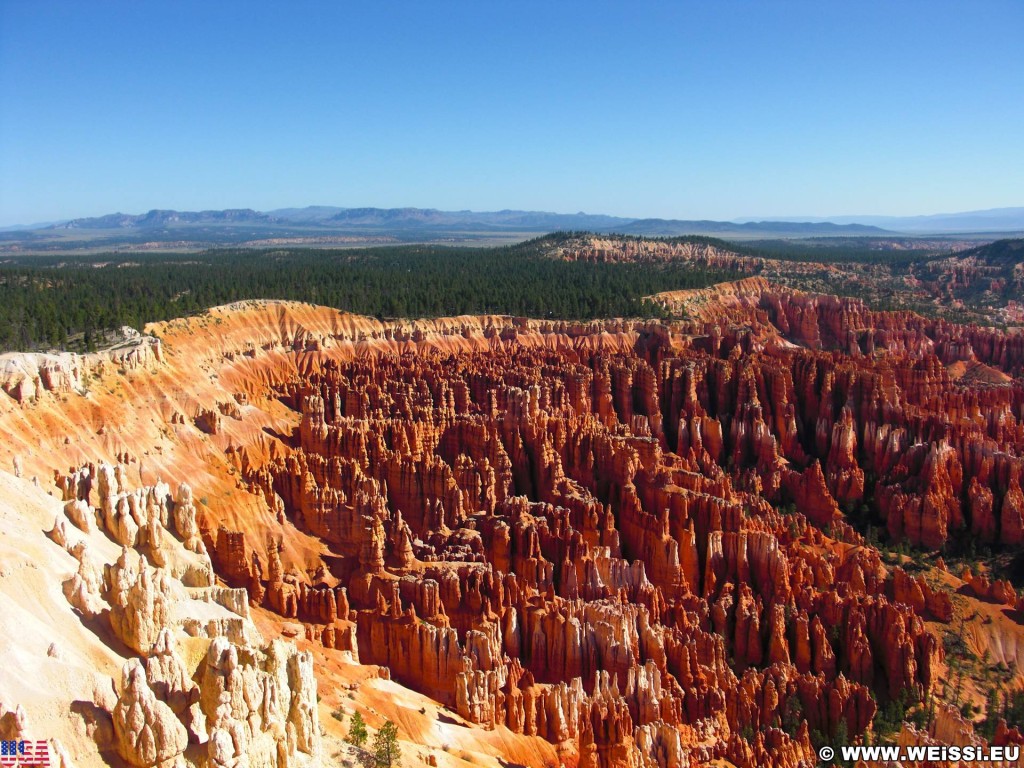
<box><xmin>1</xmin><ymin>1</ymin><xmax>1021</xmax><ymax>226</ymax></box>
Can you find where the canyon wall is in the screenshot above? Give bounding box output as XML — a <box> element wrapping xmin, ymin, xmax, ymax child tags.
<box><xmin>3</xmin><ymin>287</ymin><xmax>1024</xmax><ymax>767</ymax></box>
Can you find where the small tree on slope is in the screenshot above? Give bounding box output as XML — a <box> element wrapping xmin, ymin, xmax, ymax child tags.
<box><xmin>346</xmin><ymin>711</ymin><xmax>368</xmax><ymax>748</ymax></box>
<box><xmin>373</xmin><ymin>720</ymin><xmax>401</xmax><ymax>768</ymax></box>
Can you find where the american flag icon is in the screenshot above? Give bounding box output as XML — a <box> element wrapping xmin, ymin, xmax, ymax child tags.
<box><xmin>0</xmin><ymin>740</ymin><xmax>49</xmax><ymax>767</ymax></box>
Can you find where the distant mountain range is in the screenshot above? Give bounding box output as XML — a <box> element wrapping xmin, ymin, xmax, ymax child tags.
<box><xmin>736</xmin><ymin>207</ymin><xmax>1024</xmax><ymax>233</ymax></box>
<box><xmin>2</xmin><ymin>206</ymin><xmax>1022</xmax><ymax>245</ymax></box>
<box><xmin>605</xmin><ymin>218</ymin><xmax>889</xmax><ymax>236</ymax></box>
<box><xmin>19</xmin><ymin>206</ymin><xmax>891</xmax><ymax>236</ymax></box>
<box><xmin>269</xmin><ymin>206</ymin><xmax>631</xmax><ymax>231</ymax></box>
<box><xmin>53</xmin><ymin>208</ymin><xmax>273</xmax><ymax>229</ymax></box>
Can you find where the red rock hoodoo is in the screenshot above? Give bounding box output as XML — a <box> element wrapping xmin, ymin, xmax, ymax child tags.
<box><xmin>212</xmin><ymin>283</ymin><xmax>1024</xmax><ymax>767</ymax></box>
<box><xmin>6</xmin><ymin>284</ymin><xmax>1024</xmax><ymax>767</ymax></box>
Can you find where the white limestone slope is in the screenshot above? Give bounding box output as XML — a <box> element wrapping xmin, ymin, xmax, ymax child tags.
<box><xmin>0</xmin><ymin>467</ymin><xmax>322</xmax><ymax>768</ymax></box>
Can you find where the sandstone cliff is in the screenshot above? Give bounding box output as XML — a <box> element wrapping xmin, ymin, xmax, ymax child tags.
<box><xmin>3</xmin><ymin>291</ymin><xmax>1024</xmax><ymax>767</ymax></box>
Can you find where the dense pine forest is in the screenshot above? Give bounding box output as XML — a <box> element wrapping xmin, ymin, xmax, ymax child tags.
<box><xmin>0</xmin><ymin>236</ymin><xmax>737</xmax><ymax>352</ymax></box>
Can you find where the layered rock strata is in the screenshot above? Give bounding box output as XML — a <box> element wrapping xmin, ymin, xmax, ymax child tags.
<box><xmin>6</xmin><ymin>287</ymin><xmax>1024</xmax><ymax>766</ymax></box>
<box><xmin>50</xmin><ymin>463</ymin><xmax>321</xmax><ymax>768</ymax></box>
<box><xmin>230</xmin><ymin>290</ymin><xmax>1024</xmax><ymax>765</ymax></box>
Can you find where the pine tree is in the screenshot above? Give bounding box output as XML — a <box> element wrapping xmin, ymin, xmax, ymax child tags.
<box><xmin>981</xmin><ymin>685</ymin><xmax>1002</xmax><ymax>741</ymax></box>
<box><xmin>373</xmin><ymin>720</ymin><xmax>401</xmax><ymax>768</ymax></box>
<box><xmin>346</xmin><ymin>711</ymin><xmax>368</xmax><ymax>748</ymax></box>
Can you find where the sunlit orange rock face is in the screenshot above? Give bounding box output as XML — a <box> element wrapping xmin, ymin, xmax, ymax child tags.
<box><xmin>5</xmin><ymin>286</ymin><xmax>1024</xmax><ymax>767</ymax></box>
<box><xmin>194</xmin><ymin>282</ymin><xmax>1018</xmax><ymax>767</ymax></box>
<box><xmin>243</xmin><ymin>354</ymin><xmax>854</xmax><ymax>766</ymax></box>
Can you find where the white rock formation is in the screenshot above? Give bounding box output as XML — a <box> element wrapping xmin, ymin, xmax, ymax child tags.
<box><xmin>112</xmin><ymin>658</ymin><xmax>188</xmax><ymax>768</ymax></box>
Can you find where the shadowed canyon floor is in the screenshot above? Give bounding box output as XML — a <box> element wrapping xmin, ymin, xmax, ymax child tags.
<box><xmin>3</xmin><ymin>283</ymin><xmax>1024</xmax><ymax>767</ymax></box>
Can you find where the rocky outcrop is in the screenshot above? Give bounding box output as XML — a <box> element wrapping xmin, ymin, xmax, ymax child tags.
<box><xmin>0</xmin><ymin>353</ymin><xmax>85</xmax><ymax>403</ymax></box>
<box><xmin>891</xmin><ymin>567</ymin><xmax>954</xmax><ymax>622</ymax></box>
<box><xmin>0</xmin><ymin>337</ymin><xmax>162</xmax><ymax>403</ymax></box>
<box><xmin>199</xmin><ymin>635</ymin><xmax>320</xmax><ymax>766</ymax></box>
<box><xmin>17</xmin><ymin>285</ymin><xmax>1024</xmax><ymax>767</ymax></box>
<box><xmin>195</xmin><ymin>408</ymin><xmax>223</xmax><ymax>435</ymax></box>
<box><xmin>107</xmin><ymin>549</ymin><xmax>172</xmax><ymax>655</ymax></box>
<box><xmin>63</xmin><ymin>540</ymin><xmax>106</xmax><ymax>618</ymax></box>
<box><xmin>961</xmin><ymin>567</ymin><xmax>1021</xmax><ymax>609</ymax></box>
<box><xmin>110</xmin><ymin>630</ymin><xmax>321</xmax><ymax>768</ymax></box>
<box><xmin>44</xmin><ymin>462</ymin><xmax>324</xmax><ymax>768</ymax></box>
<box><xmin>241</xmin><ymin>318</ymin><xmax>980</xmax><ymax>767</ymax></box>
<box><xmin>172</xmin><ymin>483</ymin><xmax>206</xmax><ymax>555</ymax></box>
<box><xmin>145</xmin><ymin>629</ymin><xmax>199</xmax><ymax>717</ymax></box>
<box><xmin>112</xmin><ymin>659</ymin><xmax>189</xmax><ymax>768</ymax></box>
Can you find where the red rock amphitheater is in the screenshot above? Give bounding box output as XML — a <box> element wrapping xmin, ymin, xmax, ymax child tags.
<box><xmin>3</xmin><ymin>280</ymin><xmax>1024</xmax><ymax>767</ymax></box>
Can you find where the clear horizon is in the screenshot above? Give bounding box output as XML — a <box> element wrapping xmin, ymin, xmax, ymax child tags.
<box><xmin>5</xmin><ymin>203</ymin><xmax>1024</xmax><ymax>231</ymax></box>
<box><xmin>1</xmin><ymin>1</ymin><xmax>1022</xmax><ymax>227</ymax></box>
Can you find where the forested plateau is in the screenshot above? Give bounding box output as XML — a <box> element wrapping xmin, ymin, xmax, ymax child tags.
<box><xmin>2</xmin><ymin>234</ymin><xmax>1020</xmax><ymax>353</ymax></box>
